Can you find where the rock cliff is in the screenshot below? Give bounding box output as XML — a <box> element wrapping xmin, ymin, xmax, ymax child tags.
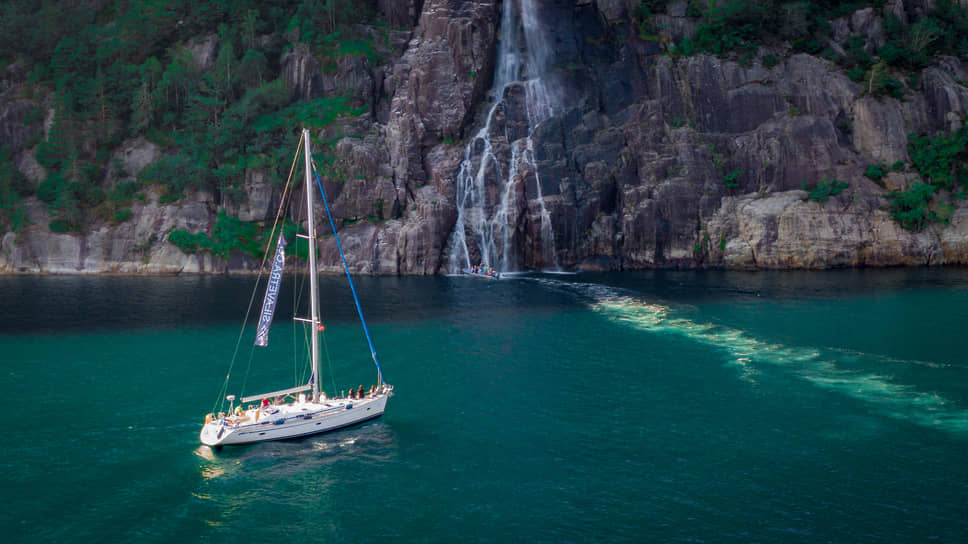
<box><xmin>2</xmin><ymin>0</ymin><xmax>968</xmax><ymax>274</ymax></box>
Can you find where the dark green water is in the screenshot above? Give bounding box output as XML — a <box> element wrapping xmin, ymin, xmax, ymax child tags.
<box><xmin>2</xmin><ymin>269</ymin><xmax>967</xmax><ymax>542</ymax></box>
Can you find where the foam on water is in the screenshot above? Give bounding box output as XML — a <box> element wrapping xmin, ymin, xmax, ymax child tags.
<box><xmin>536</xmin><ymin>278</ymin><xmax>968</xmax><ymax>434</ymax></box>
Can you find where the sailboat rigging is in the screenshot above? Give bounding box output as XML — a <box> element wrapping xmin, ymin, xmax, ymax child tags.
<box><xmin>200</xmin><ymin>128</ymin><xmax>392</xmax><ymax>448</ymax></box>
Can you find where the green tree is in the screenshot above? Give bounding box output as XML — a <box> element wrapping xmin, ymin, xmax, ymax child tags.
<box><xmin>156</xmin><ymin>47</ymin><xmax>200</xmax><ymax>119</ymax></box>
<box><xmin>0</xmin><ymin>146</ymin><xmax>30</xmax><ymax>232</ymax></box>
<box><xmin>242</xmin><ymin>9</ymin><xmax>260</xmax><ymax>50</ymax></box>
<box><xmin>131</xmin><ymin>57</ymin><xmax>164</xmax><ymax>133</ymax></box>
<box><xmin>239</xmin><ymin>49</ymin><xmax>269</xmax><ymax>88</ymax></box>
<box><xmin>210</xmin><ymin>35</ymin><xmax>239</xmax><ymax>111</ymax></box>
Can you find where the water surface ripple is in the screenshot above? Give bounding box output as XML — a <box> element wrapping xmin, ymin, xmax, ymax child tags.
<box><xmin>2</xmin><ymin>269</ymin><xmax>967</xmax><ymax>542</ymax></box>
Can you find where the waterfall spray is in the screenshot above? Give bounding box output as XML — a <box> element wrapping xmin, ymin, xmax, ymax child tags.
<box><xmin>447</xmin><ymin>0</ymin><xmax>560</xmax><ymax>274</ymax></box>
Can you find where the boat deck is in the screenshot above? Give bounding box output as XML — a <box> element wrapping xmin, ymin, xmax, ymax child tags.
<box><xmin>223</xmin><ymin>395</ymin><xmax>379</xmax><ymax>429</ymax></box>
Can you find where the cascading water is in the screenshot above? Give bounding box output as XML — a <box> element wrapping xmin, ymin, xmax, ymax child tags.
<box><xmin>447</xmin><ymin>0</ymin><xmax>560</xmax><ymax>274</ymax></box>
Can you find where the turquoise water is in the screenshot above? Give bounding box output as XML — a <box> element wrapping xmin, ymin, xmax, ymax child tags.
<box><xmin>2</xmin><ymin>269</ymin><xmax>967</xmax><ymax>542</ymax></box>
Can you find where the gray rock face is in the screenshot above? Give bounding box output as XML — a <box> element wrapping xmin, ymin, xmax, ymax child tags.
<box><xmin>378</xmin><ymin>0</ymin><xmax>422</xmax><ymax>28</ymax></box>
<box><xmin>852</xmin><ymin>96</ymin><xmax>909</xmax><ymax>163</ymax></box>
<box><xmin>3</xmin><ymin>0</ymin><xmax>968</xmax><ymax>275</ymax></box>
<box><xmin>705</xmin><ymin>189</ymin><xmax>968</xmax><ymax>268</ymax></box>
<box><xmin>1</xmin><ymin>60</ymin><xmax>44</xmax><ymax>156</ymax></box>
<box><xmin>282</xmin><ymin>43</ymin><xmax>325</xmax><ymax>100</ymax></box>
<box><xmin>105</xmin><ymin>138</ymin><xmax>161</xmax><ymax>186</ymax></box>
<box><xmin>186</xmin><ymin>34</ymin><xmax>219</xmax><ymax>72</ymax></box>
<box><xmin>223</xmin><ymin>169</ymin><xmax>275</xmax><ymax>223</ymax></box>
<box><xmin>321</xmin><ymin>55</ymin><xmax>376</xmax><ymax>106</ymax></box>
<box><xmin>0</xmin><ymin>192</ymin><xmax>221</xmax><ymax>274</ymax></box>
<box><xmin>921</xmin><ymin>58</ymin><xmax>968</xmax><ymax>131</ymax></box>
<box><xmin>0</xmin><ymin>99</ymin><xmax>40</xmax><ymax>151</ymax></box>
<box><xmin>388</xmin><ymin>0</ymin><xmax>496</xmax><ymax>152</ymax></box>
<box><xmin>509</xmin><ymin>1</ymin><xmax>968</xmax><ymax>271</ymax></box>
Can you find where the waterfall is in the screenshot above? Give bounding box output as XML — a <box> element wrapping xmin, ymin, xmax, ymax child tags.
<box><xmin>447</xmin><ymin>0</ymin><xmax>560</xmax><ymax>273</ymax></box>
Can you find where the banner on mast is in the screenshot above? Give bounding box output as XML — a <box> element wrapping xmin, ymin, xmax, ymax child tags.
<box><xmin>254</xmin><ymin>235</ymin><xmax>287</xmax><ymax>347</ymax></box>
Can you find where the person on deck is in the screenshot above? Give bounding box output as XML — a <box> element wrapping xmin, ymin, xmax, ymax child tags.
<box><xmin>358</xmin><ymin>385</ymin><xmax>365</xmax><ymax>398</ymax></box>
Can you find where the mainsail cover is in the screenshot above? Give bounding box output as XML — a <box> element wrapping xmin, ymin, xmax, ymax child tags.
<box><xmin>254</xmin><ymin>235</ymin><xmax>287</xmax><ymax>346</ymax></box>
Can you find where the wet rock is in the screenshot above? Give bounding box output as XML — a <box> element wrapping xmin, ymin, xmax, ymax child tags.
<box><xmin>282</xmin><ymin>43</ymin><xmax>324</xmax><ymax>100</ymax></box>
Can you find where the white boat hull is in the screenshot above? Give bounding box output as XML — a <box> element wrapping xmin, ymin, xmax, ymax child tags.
<box><xmin>200</xmin><ymin>393</ymin><xmax>389</xmax><ymax>447</ymax></box>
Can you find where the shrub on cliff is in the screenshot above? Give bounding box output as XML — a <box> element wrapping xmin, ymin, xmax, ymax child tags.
<box><xmin>908</xmin><ymin>127</ymin><xmax>968</xmax><ymax>191</ymax></box>
<box><xmin>887</xmin><ymin>182</ymin><xmax>950</xmax><ymax>231</ymax></box>
<box><xmin>885</xmin><ymin>125</ymin><xmax>967</xmax><ymax>231</ymax></box>
<box><xmin>881</xmin><ymin>1</ymin><xmax>968</xmax><ymax>70</ymax></box>
<box><xmin>0</xmin><ymin>146</ymin><xmax>31</xmax><ymax>232</ymax></box>
<box><xmin>673</xmin><ymin>0</ymin><xmax>968</xmax><ymax>91</ymax></box>
<box><xmin>168</xmin><ymin>211</ymin><xmax>276</xmax><ymax>261</ymax></box>
<box><xmin>677</xmin><ymin>0</ymin><xmax>776</xmax><ymax>59</ymax></box>
<box><xmin>805</xmin><ymin>178</ymin><xmax>848</xmax><ymax>203</ymax></box>
<box><xmin>168</xmin><ymin>229</ymin><xmax>211</xmax><ymax>255</ymax></box>
<box><xmin>864</xmin><ymin>163</ymin><xmax>887</xmax><ymax>182</ymax></box>
<box><xmin>723</xmin><ymin>169</ymin><xmax>742</xmax><ymax>189</ymax></box>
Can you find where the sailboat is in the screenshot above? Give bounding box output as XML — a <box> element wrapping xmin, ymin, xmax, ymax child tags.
<box><xmin>200</xmin><ymin>128</ymin><xmax>392</xmax><ymax>448</ymax></box>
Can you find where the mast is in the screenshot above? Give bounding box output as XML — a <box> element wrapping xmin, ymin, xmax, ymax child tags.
<box><xmin>310</xmin><ymin>160</ymin><xmax>385</xmax><ymax>389</ymax></box>
<box><xmin>303</xmin><ymin>128</ymin><xmax>321</xmax><ymax>401</ymax></box>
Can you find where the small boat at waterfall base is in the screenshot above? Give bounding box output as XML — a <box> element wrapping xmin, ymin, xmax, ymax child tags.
<box><xmin>462</xmin><ymin>265</ymin><xmax>501</xmax><ymax>279</ymax></box>
<box><xmin>200</xmin><ymin>129</ymin><xmax>392</xmax><ymax>448</ymax></box>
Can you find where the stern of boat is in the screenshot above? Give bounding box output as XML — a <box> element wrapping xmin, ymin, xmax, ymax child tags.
<box><xmin>200</xmin><ymin>418</ymin><xmax>235</xmax><ymax>447</ymax></box>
